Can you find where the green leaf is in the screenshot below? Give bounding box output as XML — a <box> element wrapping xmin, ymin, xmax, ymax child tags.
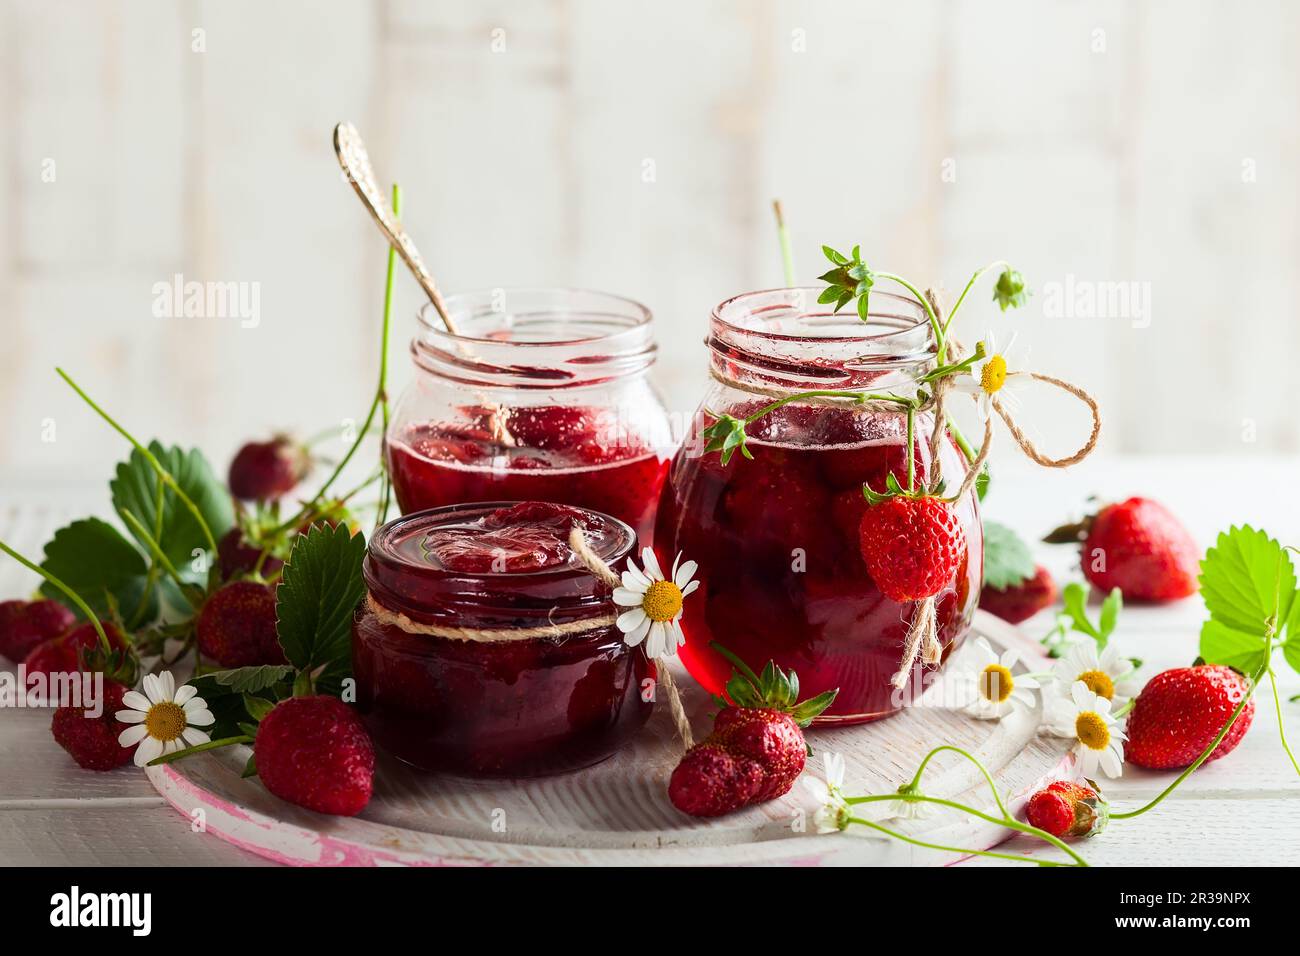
<box><xmin>242</xmin><ymin>693</ymin><xmax>275</xmax><ymax>723</ymax></box>
<box><xmin>1200</xmin><ymin>619</ymin><xmax>1270</xmax><ymax>674</ymax></box>
<box><xmin>241</xmin><ymin>754</ymin><xmax>259</xmax><ymax>778</ymax></box>
<box><xmin>192</xmin><ymin>664</ymin><xmax>294</xmax><ymax>696</ymax></box>
<box><xmin>39</xmin><ymin>517</ymin><xmax>156</xmax><ymax>621</ymax></box>
<box><xmin>856</xmin><ymin>291</ymin><xmax>870</xmax><ymax>321</ymax></box>
<box><xmin>1199</xmin><ymin>525</ymin><xmax>1294</xmax><ymax>642</ymax></box>
<box><xmin>817</xmin><ymin>285</ymin><xmax>843</xmax><ymax>305</ymax></box>
<box><xmin>110</xmin><ymin>442</ymin><xmax>234</xmax><ymax>583</ymax></box>
<box><xmin>982</xmin><ymin>521</ymin><xmax>1036</xmax><ymax>590</ymax></box>
<box><xmin>822</xmin><ymin>245</ymin><xmax>847</xmax><ymax>265</ymax></box>
<box><xmin>1060</xmin><ymin>582</ymin><xmax>1101</xmax><ymax>639</ymax></box>
<box><xmin>1098</xmin><ymin>588</ymin><xmax>1123</xmax><ymax>642</ymax></box>
<box><xmin>1285</xmin><ymin>597</ymin><xmax>1300</xmax><ymax>676</ymax></box>
<box><xmin>975</xmin><ymin>464</ymin><xmax>991</xmax><ymax>501</ymax></box>
<box><xmin>275</xmin><ymin>524</ymin><xmax>367</xmax><ymax>692</ymax></box>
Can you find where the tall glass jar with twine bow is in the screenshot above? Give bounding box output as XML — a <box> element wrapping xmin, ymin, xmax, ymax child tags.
<box><xmin>654</xmin><ymin>251</ymin><xmax>1099</xmax><ymax>724</ymax></box>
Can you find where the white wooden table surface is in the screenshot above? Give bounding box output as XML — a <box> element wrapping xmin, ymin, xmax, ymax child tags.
<box><xmin>2</xmin><ymin>456</ymin><xmax>1297</xmax><ymax>867</ymax></box>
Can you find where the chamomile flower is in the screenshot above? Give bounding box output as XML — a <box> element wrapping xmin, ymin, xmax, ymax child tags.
<box><xmin>1046</xmin><ymin>681</ymin><xmax>1128</xmax><ymax>779</ymax></box>
<box><xmin>613</xmin><ymin>548</ymin><xmax>698</xmax><ymax>659</ymax></box>
<box><xmin>803</xmin><ymin>751</ymin><xmax>849</xmax><ymax>833</ymax></box>
<box><xmin>116</xmin><ymin>671</ymin><xmax>216</xmax><ymax>768</ymax></box>
<box><xmin>954</xmin><ymin>331</ymin><xmax>1030</xmax><ymax>421</ymax></box>
<box><xmin>949</xmin><ymin>636</ymin><xmax>1039</xmax><ymax>720</ymax></box>
<box><xmin>1043</xmin><ymin>642</ymin><xmax>1139</xmax><ymax>734</ymax></box>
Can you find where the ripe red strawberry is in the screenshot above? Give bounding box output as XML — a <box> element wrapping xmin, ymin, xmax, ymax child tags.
<box><xmin>254</xmin><ymin>696</ymin><xmax>374</xmax><ymax>816</ymax></box>
<box><xmin>859</xmin><ymin>494</ymin><xmax>967</xmax><ymax>602</ymax></box>
<box><xmin>24</xmin><ymin>621</ymin><xmax>128</xmax><ymax>676</ymax></box>
<box><xmin>668</xmin><ymin>649</ymin><xmax>836</xmax><ymax>818</ymax></box>
<box><xmin>217</xmin><ymin>527</ymin><xmax>285</xmax><ymax>581</ymax></box>
<box><xmin>228</xmin><ymin>436</ymin><xmax>310</xmax><ymax>501</ymax></box>
<box><xmin>51</xmin><ymin>680</ymin><xmax>135</xmax><ymax>771</ymax></box>
<box><xmin>1124</xmin><ymin>664</ymin><xmax>1254</xmax><ymax>769</ymax></box>
<box><xmin>196</xmin><ymin>580</ymin><xmax>285</xmax><ymax>667</ymax></box>
<box><xmin>1025</xmin><ymin>779</ymin><xmax>1107</xmax><ymax>838</ymax></box>
<box><xmin>980</xmin><ymin>564</ymin><xmax>1057</xmax><ymax>624</ymax></box>
<box><xmin>0</xmin><ymin>599</ymin><xmax>76</xmax><ymax>661</ymax></box>
<box><xmin>1046</xmin><ymin>497</ymin><xmax>1198</xmax><ymax>602</ymax></box>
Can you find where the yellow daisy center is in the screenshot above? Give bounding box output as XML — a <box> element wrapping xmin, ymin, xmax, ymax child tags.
<box><xmin>979</xmin><ymin>663</ymin><xmax>1015</xmax><ymax>703</ymax></box>
<box><xmin>642</xmin><ymin>580</ymin><xmax>684</xmax><ymax>623</ymax></box>
<box><xmin>144</xmin><ymin>701</ymin><xmax>187</xmax><ymax>743</ymax></box>
<box><xmin>980</xmin><ymin>355</ymin><xmax>1008</xmax><ymax>394</ymax></box>
<box><xmin>1075</xmin><ymin>711</ymin><xmax>1111</xmax><ymax>750</ymax></box>
<box><xmin>1077</xmin><ymin>669</ymin><xmax>1115</xmax><ymax>700</ymax></box>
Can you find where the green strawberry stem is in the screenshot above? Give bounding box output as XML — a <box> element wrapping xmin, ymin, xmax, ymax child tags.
<box><xmin>743</xmin><ymin>390</ymin><xmax>917</xmax><ymax>425</ymax></box>
<box><xmin>147</xmin><ymin>734</ymin><xmax>254</xmax><ymax>766</ymax></box>
<box><xmin>844</xmin><ymin>794</ymin><xmax>1087</xmax><ymax>866</ymax></box>
<box><xmin>905</xmin><ymin>403</ymin><xmax>916</xmax><ymax>493</ymax></box>
<box><xmin>945</xmin><ymin>260</ymin><xmax>1011</xmax><ymax>336</ymax></box>
<box><xmin>118</xmin><ymin>508</ymin><xmax>198</xmax><ymax>609</ymax></box>
<box><xmin>870</xmin><ymin>271</ymin><xmax>944</xmax><ymax>360</ymax></box>
<box><xmin>1111</xmin><ymin>659</ymin><xmax>1267</xmax><ymax>821</ymax></box>
<box><xmin>839</xmin><ymin>742</ymin><xmax>1088</xmax><ymax>865</ymax></box>
<box><xmin>710</xmin><ymin>641</ymin><xmax>763</xmax><ymax>689</ymax></box>
<box><xmin>844</xmin><ymin>813</ymin><xmax>1079</xmax><ymax>867</ymax></box>
<box><xmin>56</xmin><ymin>367</ymin><xmax>219</xmax><ymax>554</ymax></box>
<box><xmin>273</xmin><ymin>181</ymin><xmax>404</xmax><ymax>536</ymax></box>
<box><xmin>1267</xmin><ymin>666</ymin><xmax>1300</xmax><ymax>777</ymax></box>
<box><xmin>376</xmin><ymin>183</ymin><xmax>401</xmax><ymax>525</ymax></box>
<box><xmin>127</xmin><ymin>480</ymin><xmax>169</xmax><ymax>629</ymax></box>
<box><xmin>773</xmin><ymin>199</ymin><xmax>795</xmax><ymax>287</ymax></box>
<box><xmin>0</xmin><ymin>538</ymin><xmax>113</xmax><ymax>655</ymax></box>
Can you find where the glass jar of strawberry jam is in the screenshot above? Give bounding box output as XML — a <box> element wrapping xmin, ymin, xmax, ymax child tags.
<box><xmin>352</xmin><ymin>500</ymin><xmax>654</xmax><ymax>776</ymax></box>
<box><xmin>655</xmin><ymin>289</ymin><xmax>982</xmax><ymax>725</ymax></box>
<box><xmin>386</xmin><ymin>289</ymin><xmax>674</xmax><ymax>542</ymax></box>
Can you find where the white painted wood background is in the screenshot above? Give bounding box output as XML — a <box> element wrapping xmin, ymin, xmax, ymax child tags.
<box><xmin>1</xmin><ymin>457</ymin><xmax>1298</xmax><ymax>865</ymax></box>
<box><xmin>2</xmin><ymin>0</ymin><xmax>1299</xmax><ymax>489</ymax></box>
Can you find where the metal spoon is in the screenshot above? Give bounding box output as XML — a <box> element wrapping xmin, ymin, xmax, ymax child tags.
<box><xmin>333</xmin><ymin>122</ymin><xmax>460</xmax><ymax>335</ymax></box>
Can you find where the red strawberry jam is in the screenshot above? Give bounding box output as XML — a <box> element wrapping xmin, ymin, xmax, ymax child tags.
<box><xmin>352</xmin><ymin>501</ymin><xmax>653</xmax><ymax>776</ymax></box>
<box><xmin>654</xmin><ymin>288</ymin><xmax>983</xmax><ymax>724</ymax></box>
<box><xmin>386</xmin><ymin>407</ymin><xmax>669</xmax><ymax>543</ymax></box>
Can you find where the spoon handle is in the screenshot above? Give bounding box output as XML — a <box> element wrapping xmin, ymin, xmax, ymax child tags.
<box><xmin>333</xmin><ymin>122</ymin><xmax>460</xmax><ymax>335</ymax></box>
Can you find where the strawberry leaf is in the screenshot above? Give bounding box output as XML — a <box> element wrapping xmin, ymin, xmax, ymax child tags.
<box><xmin>194</xmin><ymin>664</ymin><xmax>294</xmax><ymax>696</ymax></box>
<box><xmin>39</xmin><ymin>517</ymin><xmax>157</xmax><ymax>621</ymax></box>
<box><xmin>275</xmin><ymin>523</ymin><xmax>367</xmax><ymax>693</ymax></box>
<box><xmin>1198</xmin><ymin>527</ymin><xmax>1294</xmax><ymax>673</ymax></box>
<box><xmin>110</xmin><ymin>441</ymin><xmax>234</xmax><ymax>585</ymax></box>
<box><xmin>982</xmin><ymin>521</ymin><xmax>1036</xmax><ymax>589</ymax></box>
<box><xmin>1283</xmin><ymin>597</ymin><xmax>1300</xmax><ymax>676</ymax></box>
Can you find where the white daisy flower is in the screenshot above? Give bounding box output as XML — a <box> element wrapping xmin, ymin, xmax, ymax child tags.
<box><xmin>802</xmin><ymin>751</ymin><xmax>849</xmax><ymax>833</ymax></box>
<box><xmin>1044</xmin><ymin>680</ymin><xmax>1128</xmax><ymax>779</ymax></box>
<box><xmin>948</xmin><ymin>636</ymin><xmax>1039</xmax><ymax>720</ymax></box>
<box><xmin>613</xmin><ymin>548</ymin><xmax>698</xmax><ymax>659</ymax></box>
<box><xmin>1043</xmin><ymin>642</ymin><xmax>1139</xmax><ymax>734</ymax></box>
<box><xmin>953</xmin><ymin>331</ymin><xmax>1031</xmax><ymax>421</ymax></box>
<box><xmin>116</xmin><ymin>671</ymin><xmax>216</xmax><ymax>768</ymax></box>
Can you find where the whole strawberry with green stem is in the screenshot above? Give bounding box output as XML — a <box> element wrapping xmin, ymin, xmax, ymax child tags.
<box><xmin>668</xmin><ymin>644</ymin><xmax>836</xmax><ymax>818</ymax></box>
<box><xmin>858</xmin><ymin>471</ymin><xmax>967</xmax><ymax>603</ymax></box>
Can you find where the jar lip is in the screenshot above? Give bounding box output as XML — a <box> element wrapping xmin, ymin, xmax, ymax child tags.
<box><xmin>711</xmin><ymin>287</ymin><xmax>933</xmax><ymax>348</ymax></box>
<box><xmin>417</xmin><ymin>287</ymin><xmax>653</xmax><ymax>348</ymax></box>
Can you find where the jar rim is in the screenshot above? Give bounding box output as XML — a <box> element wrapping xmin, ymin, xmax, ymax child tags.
<box><xmin>417</xmin><ymin>287</ymin><xmax>653</xmax><ymax>347</ymax></box>
<box><xmin>711</xmin><ymin>287</ymin><xmax>933</xmax><ymax>349</ymax></box>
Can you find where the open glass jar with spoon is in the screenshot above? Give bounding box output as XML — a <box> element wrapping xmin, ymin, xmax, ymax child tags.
<box><xmin>385</xmin><ymin>289</ymin><xmax>674</xmax><ymax>542</ymax></box>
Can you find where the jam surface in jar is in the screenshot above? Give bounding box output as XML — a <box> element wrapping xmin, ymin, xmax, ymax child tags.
<box><xmin>353</xmin><ymin>501</ymin><xmax>653</xmax><ymax>777</ymax></box>
<box><xmin>387</xmin><ymin>404</ymin><xmax>669</xmax><ymax>543</ymax></box>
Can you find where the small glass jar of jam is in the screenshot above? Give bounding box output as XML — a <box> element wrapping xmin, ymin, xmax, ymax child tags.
<box><xmin>352</xmin><ymin>500</ymin><xmax>653</xmax><ymax>776</ymax></box>
<box><xmin>385</xmin><ymin>288</ymin><xmax>674</xmax><ymax>542</ymax></box>
<box><xmin>655</xmin><ymin>289</ymin><xmax>982</xmax><ymax>725</ymax></box>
